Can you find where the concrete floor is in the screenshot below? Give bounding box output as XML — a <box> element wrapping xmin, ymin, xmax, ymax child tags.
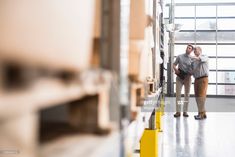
<box><xmin>40</xmin><ymin>131</ymin><xmax>121</xmax><ymax>157</ymax></box>
<box><xmin>162</xmin><ymin>97</ymin><xmax>235</xmax><ymax>157</ymax></box>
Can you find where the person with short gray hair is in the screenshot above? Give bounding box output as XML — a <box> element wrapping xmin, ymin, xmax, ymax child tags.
<box><xmin>191</xmin><ymin>46</ymin><xmax>209</xmax><ymax>120</ymax></box>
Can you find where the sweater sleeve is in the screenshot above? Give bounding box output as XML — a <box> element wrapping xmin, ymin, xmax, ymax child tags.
<box><xmin>199</xmin><ymin>55</ymin><xmax>208</xmax><ymax>63</ymax></box>
<box><xmin>173</xmin><ymin>56</ymin><xmax>179</xmax><ymax>65</ymax></box>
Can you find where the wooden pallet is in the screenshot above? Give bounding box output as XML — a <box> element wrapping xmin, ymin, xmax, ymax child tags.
<box><xmin>0</xmin><ymin>69</ymin><xmax>112</xmax><ymax>157</ymax></box>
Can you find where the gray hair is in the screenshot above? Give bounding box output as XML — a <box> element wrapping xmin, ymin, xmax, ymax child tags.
<box><xmin>195</xmin><ymin>46</ymin><xmax>202</xmax><ymax>53</ymax></box>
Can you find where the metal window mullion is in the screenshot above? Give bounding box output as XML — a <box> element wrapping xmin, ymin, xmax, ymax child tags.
<box><xmin>194</xmin><ymin>5</ymin><xmax>197</xmax><ymax>45</ymax></box>
<box><xmin>179</xmin><ymin>30</ymin><xmax>235</xmax><ymax>32</ymax></box>
<box><xmin>173</xmin><ymin>82</ymin><xmax>235</xmax><ymax>86</ymax></box>
<box><xmin>166</xmin><ymin>2</ymin><xmax>235</xmax><ymax>6</ymax></box>
<box><xmin>174</xmin><ymin>56</ymin><xmax>235</xmax><ymax>59</ymax></box>
<box><xmin>176</xmin><ymin>16</ymin><xmax>235</xmax><ymax>19</ymax></box>
<box><xmin>175</xmin><ymin>42</ymin><xmax>235</xmax><ymax>45</ymax></box>
<box><xmin>210</xmin><ymin>70</ymin><xmax>235</xmax><ymax>72</ymax></box>
<box><xmin>216</xmin><ymin>5</ymin><xmax>218</xmax><ymax>95</ymax></box>
<box><xmin>167</xmin><ymin>0</ymin><xmax>175</xmax><ymax>96</ymax></box>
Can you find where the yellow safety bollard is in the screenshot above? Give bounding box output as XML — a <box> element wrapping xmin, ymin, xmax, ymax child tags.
<box><xmin>140</xmin><ymin>129</ymin><xmax>158</xmax><ymax>157</ymax></box>
<box><xmin>160</xmin><ymin>96</ymin><xmax>165</xmax><ymax>116</ymax></box>
<box><xmin>156</xmin><ymin>107</ymin><xmax>163</xmax><ymax>132</ymax></box>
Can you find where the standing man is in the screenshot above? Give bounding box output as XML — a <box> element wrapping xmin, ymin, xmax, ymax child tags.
<box><xmin>191</xmin><ymin>46</ymin><xmax>209</xmax><ymax>120</ymax></box>
<box><xmin>173</xmin><ymin>44</ymin><xmax>194</xmax><ymax>117</ymax></box>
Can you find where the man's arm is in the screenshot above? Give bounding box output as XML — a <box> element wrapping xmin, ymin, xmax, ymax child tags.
<box><xmin>173</xmin><ymin>56</ymin><xmax>180</xmax><ymax>74</ymax></box>
<box><xmin>173</xmin><ymin>64</ymin><xmax>180</xmax><ymax>74</ymax></box>
<box><xmin>199</xmin><ymin>55</ymin><xmax>208</xmax><ymax>62</ymax></box>
<box><xmin>191</xmin><ymin>55</ymin><xmax>208</xmax><ymax>62</ymax></box>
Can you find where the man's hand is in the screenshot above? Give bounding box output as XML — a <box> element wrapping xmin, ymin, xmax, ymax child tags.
<box><xmin>173</xmin><ymin>64</ymin><xmax>180</xmax><ymax>75</ymax></box>
<box><xmin>174</xmin><ymin>69</ymin><xmax>180</xmax><ymax>75</ymax></box>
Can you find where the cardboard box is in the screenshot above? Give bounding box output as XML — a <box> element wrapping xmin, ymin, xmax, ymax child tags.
<box><xmin>94</xmin><ymin>0</ymin><xmax>101</xmax><ymax>38</ymax></box>
<box><xmin>0</xmin><ymin>0</ymin><xmax>95</xmax><ymax>72</ymax></box>
<box><xmin>129</xmin><ymin>0</ymin><xmax>147</xmax><ymax>40</ymax></box>
<box><xmin>128</xmin><ymin>40</ymin><xmax>144</xmax><ymax>81</ymax></box>
<box><xmin>129</xmin><ymin>37</ymin><xmax>156</xmax><ymax>82</ymax></box>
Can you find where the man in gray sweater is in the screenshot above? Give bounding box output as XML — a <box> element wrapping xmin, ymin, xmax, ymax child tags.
<box><xmin>173</xmin><ymin>44</ymin><xmax>194</xmax><ymax>117</ymax></box>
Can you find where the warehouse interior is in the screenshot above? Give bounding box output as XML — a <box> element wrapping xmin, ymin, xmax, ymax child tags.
<box><xmin>0</xmin><ymin>0</ymin><xmax>235</xmax><ymax>157</ymax></box>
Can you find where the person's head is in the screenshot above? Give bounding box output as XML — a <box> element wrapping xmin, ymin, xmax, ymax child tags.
<box><xmin>186</xmin><ymin>44</ymin><xmax>194</xmax><ymax>55</ymax></box>
<box><xmin>194</xmin><ymin>46</ymin><xmax>202</xmax><ymax>57</ymax></box>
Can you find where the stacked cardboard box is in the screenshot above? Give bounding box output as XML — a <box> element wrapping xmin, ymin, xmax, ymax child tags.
<box><xmin>0</xmin><ymin>0</ymin><xmax>96</xmax><ymax>72</ymax></box>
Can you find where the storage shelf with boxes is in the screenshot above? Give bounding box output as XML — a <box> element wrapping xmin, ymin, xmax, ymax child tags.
<box><xmin>0</xmin><ymin>0</ymin><xmax>166</xmax><ymax>156</ymax></box>
<box><xmin>126</xmin><ymin>0</ymin><xmax>166</xmax><ymax>156</ymax></box>
<box><xmin>0</xmin><ymin>1</ymin><xmax>116</xmax><ymax>157</ymax></box>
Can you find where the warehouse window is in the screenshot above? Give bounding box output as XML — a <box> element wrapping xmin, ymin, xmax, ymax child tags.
<box><xmin>165</xmin><ymin>2</ymin><xmax>235</xmax><ymax>96</ymax></box>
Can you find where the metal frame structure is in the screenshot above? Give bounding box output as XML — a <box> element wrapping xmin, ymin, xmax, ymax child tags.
<box><xmin>101</xmin><ymin>0</ymin><xmax>166</xmax><ymax>156</ymax></box>
<box><xmin>167</xmin><ymin>0</ymin><xmax>175</xmax><ymax>96</ymax></box>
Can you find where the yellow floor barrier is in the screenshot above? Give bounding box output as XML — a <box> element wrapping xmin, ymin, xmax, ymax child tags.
<box><xmin>156</xmin><ymin>107</ymin><xmax>163</xmax><ymax>132</ymax></box>
<box><xmin>140</xmin><ymin>94</ymin><xmax>165</xmax><ymax>157</ymax></box>
<box><xmin>160</xmin><ymin>96</ymin><xmax>165</xmax><ymax>116</ymax></box>
<box><xmin>140</xmin><ymin>129</ymin><xmax>158</xmax><ymax>157</ymax></box>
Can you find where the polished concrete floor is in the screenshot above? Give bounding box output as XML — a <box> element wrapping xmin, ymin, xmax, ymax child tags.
<box><xmin>162</xmin><ymin>97</ymin><xmax>235</xmax><ymax>157</ymax></box>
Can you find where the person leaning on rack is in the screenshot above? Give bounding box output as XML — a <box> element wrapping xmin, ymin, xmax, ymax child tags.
<box><xmin>191</xmin><ymin>46</ymin><xmax>209</xmax><ymax>120</ymax></box>
<box><xmin>173</xmin><ymin>44</ymin><xmax>194</xmax><ymax>118</ymax></box>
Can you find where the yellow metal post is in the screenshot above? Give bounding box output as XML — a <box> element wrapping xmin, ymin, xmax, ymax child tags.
<box><xmin>155</xmin><ymin>108</ymin><xmax>163</xmax><ymax>132</ymax></box>
<box><xmin>139</xmin><ymin>93</ymin><xmax>164</xmax><ymax>157</ymax></box>
<box><xmin>140</xmin><ymin>129</ymin><xmax>158</xmax><ymax>157</ymax></box>
<box><xmin>160</xmin><ymin>96</ymin><xmax>165</xmax><ymax>116</ymax></box>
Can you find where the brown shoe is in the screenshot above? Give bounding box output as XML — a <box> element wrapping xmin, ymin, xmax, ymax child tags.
<box><xmin>202</xmin><ymin>112</ymin><xmax>207</xmax><ymax>118</ymax></box>
<box><xmin>183</xmin><ymin>112</ymin><xmax>189</xmax><ymax>117</ymax></box>
<box><xmin>174</xmin><ymin>112</ymin><xmax>181</xmax><ymax>118</ymax></box>
<box><xmin>194</xmin><ymin>112</ymin><xmax>206</xmax><ymax>120</ymax></box>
